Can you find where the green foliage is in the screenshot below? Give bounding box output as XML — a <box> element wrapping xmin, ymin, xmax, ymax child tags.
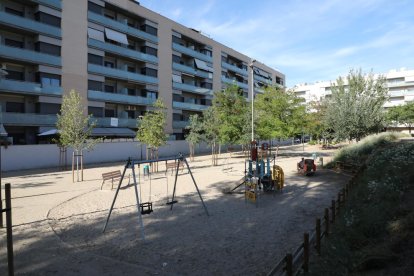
<box><xmin>386</xmin><ymin>102</ymin><xmax>414</xmax><ymax>133</ymax></box>
<box><xmin>324</xmin><ymin>69</ymin><xmax>389</xmax><ymax>141</ymax></box>
<box><xmin>202</xmin><ymin>106</ymin><xmax>220</xmax><ymax>146</ymax></box>
<box><xmin>56</xmin><ymin>90</ymin><xmax>98</xmax><ymax>152</ymax></box>
<box><xmin>136</xmin><ymin>98</ymin><xmax>167</xmax><ymax>148</ymax></box>
<box><xmin>185</xmin><ymin>114</ymin><xmax>203</xmax><ymax>145</ymax></box>
<box><xmin>212</xmin><ymin>84</ymin><xmax>249</xmax><ymax>145</ymax></box>
<box><xmin>254</xmin><ymin>86</ymin><xmax>305</xmax><ymax>140</ymax></box>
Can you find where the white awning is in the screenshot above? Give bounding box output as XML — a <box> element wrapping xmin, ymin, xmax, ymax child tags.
<box><xmin>88</xmin><ymin>28</ymin><xmax>105</xmax><ymax>42</ymax></box>
<box><xmin>172</xmin><ymin>74</ymin><xmax>182</xmax><ymax>83</ymax></box>
<box><xmin>194</xmin><ymin>59</ymin><xmax>213</xmax><ymax>72</ymax></box>
<box><xmin>104</xmin><ymin>28</ymin><xmax>128</xmax><ymax>45</ymax></box>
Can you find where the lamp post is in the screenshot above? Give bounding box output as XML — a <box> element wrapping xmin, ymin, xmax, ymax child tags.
<box><xmin>0</xmin><ymin>115</ymin><xmax>8</xmax><ymax>228</ymax></box>
<box><xmin>249</xmin><ymin>59</ymin><xmax>256</xmax><ymax>142</ymax></box>
<box><xmin>138</xmin><ymin>115</ymin><xmax>143</xmax><ymax>160</ymax></box>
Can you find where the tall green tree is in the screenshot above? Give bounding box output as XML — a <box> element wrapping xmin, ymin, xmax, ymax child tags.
<box><xmin>136</xmin><ymin>98</ymin><xmax>168</xmax><ymax>160</ymax></box>
<box><xmin>56</xmin><ymin>90</ymin><xmax>99</xmax><ymax>182</ymax></box>
<box><xmin>185</xmin><ymin>114</ymin><xmax>203</xmax><ymax>161</ymax></box>
<box><xmin>324</xmin><ymin>69</ymin><xmax>388</xmax><ymax>141</ymax></box>
<box><xmin>387</xmin><ymin>102</ymin><xmax>414</xmax><ymax>133</ymax></box>
<box><xmin>202</xmin><ymin>106</ymin><xmax>220</xmax><ymax>165</ymax></box>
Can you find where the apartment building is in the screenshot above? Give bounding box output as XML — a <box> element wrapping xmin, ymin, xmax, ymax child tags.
<box><xmin>292</xmin><ymin>68</ymin><xmax>414</xmax><ymax>108</ymax></box>
<box><xmin>0</xmin><ymin>0</ymin><xmax>285</xmax><ymax>144</ymax></box>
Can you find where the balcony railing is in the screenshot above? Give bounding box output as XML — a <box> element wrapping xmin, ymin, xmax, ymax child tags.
<box><xmin>172</xmin><ymin>82</ymin><xmax>212</xmax><ymax>95</ymax></box>
<box><xmin>0</xmin><ymin>79</ymin><xmax>62</xmax><ymax>96</ymax></box>
<box><xmin>88</xmin><ymin>64</ymin><xmax>158</xmax><ymax>85</ymax></box>
<box><xmin>93</xmin><ymin>117</ymin><xmax>138</xmax><ymax>128</ymax></box>
<box><xmin>88</xmin><ymin>39</ymin><xmax>158</xmax><ymax>64</ymax></box>
<box><xmin>0</xmin><ymin>11</ymin><xmax>61</xmax><ymax>38</ymax></box>
<box><xmin>2</xmin><ymin>112</ymin><xmax>57</xmax><ymax>126</ymax></box>
<box><xmin>221</xmin><ymin>62</ymin><xmax>248</xmax><ymax>76</ymax></box>
<box><xmin>88</xmin><ymin>90</ymin><xmax>155</xmax><ymax>105</ymax></box>
<box><xmin>254</xmin><ymin>74</ymin><xmax>273</xmax><ymax>85</ymax></box>
<box><xmin>221</xmin><ymin>76</ymin><xmax>249</xmax><ymax>89</ymax></box>
<box><xmin>88</xmin><ymin>12</ymin><xmax>158</xmax><ymax>43</ymax></box>
<box><xmin>172</xmin><ymin>62</ymin><xmax>212</xmax><ymax>79</ymax></box>
<box><xmin>172</xmin><ymin>101</ymin><xmax>209</xmax><ymax>112</ymax></box>
<box><xmin>172</xmin><ymin>120</ymin><xmax>189</xmax><ymax>129</ymax></box>
<box><xmin>0</xmin><ymin>45</ymin><xmax>61</xmax><ymax>67</ymax></box>
<box><xmin>172</xmin><ymin>43</ymin><xmax>213</xmax><ymax>63</ymax></box>
<box><xmin>32</xmin><ymin>0</ymin><xmax>62</xmax><ymax>10</ymax></box>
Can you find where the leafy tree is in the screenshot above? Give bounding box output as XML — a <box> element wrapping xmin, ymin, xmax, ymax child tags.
<box><xmin>387</xmin><ymin>102</ymin><xmax>414</xmax><ymax>133</ymax></box>
<box><xmin>185</xmin><ymin>114</ymin><xmax>203</xmax><ymax>161</ymax></box>
<box><xmin>202</xmin><ymin>106</ymin><xmax>220</xmax><ymax>165</ymax></box>
<box><xmin>136</xmin><ymin>98</ymin><xmax>168</xmax><ymax>162</ymax></box>
<box><xmin>304</xmin><ymin>100</ymin><xmax>328</xmax><ymax>142</ymax></box>
<box><xmin>324</xmin><ymin>69</ymin><xmax>388</xmax><ymax>141</ymax></box>
<box><xmin>56</xmin><ymin>90</ymin><xmax>99</xmax><ymax>182</ymax></box>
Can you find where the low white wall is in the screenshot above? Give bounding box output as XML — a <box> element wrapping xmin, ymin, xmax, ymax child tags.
<box><xmin>1</xmin><ymin>141</ymin><xmax>213</xmax><ymax>172</ymax></box>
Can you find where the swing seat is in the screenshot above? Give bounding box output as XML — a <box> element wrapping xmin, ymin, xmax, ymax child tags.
<box><xmin>166</xmin><ymin>200</ymin><xmax>178</xmax><ymax>205</ymax></box>
<box><xmin>140</xmin><ymin>202</ymin><xmax>153</xmax><ymax>215</ymax></box>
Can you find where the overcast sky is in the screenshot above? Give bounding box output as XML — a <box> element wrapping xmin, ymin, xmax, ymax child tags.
<box><xmin>138</xmin><ymin>0</ymin><xmax>414</xmax><ymax>87</ymax></box>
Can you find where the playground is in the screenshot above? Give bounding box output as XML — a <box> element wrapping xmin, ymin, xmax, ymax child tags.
<box><xmin>0</xmin><ymin>144</ymin><xmax>351</xmax><ymax>275</ymax></box>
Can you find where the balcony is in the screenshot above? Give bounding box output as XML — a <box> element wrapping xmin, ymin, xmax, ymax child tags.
<box><xmin>173</xmin><ymin>120</ymin><xmax>189</xmax><ymax>129</ymax></box>
<box><xmin>172</xmin><ymin>43</ymin><xmax>212</xmax><ymax>63</ymax></box>
<box><xmin>0</xmin><ymin>11</ymin><xmax>61</xmax><ymax>38</ymax></box>
<box><xmin>0</xmin><ymin>45</ymin><xmax>61</xmax><ymax>67</ymax></box>
<box><xmin>254</xmin><ymin>74</ymin><xmax>272</xmax><ymax>85</ymax></box>
<box><xmin>221</xmin><ymin>76</ymin><xmax>249</xmax><ymax>89</ymax></box>
<box><xmin>88</xmin><ymin>12</ymin><xmax>158</xmax><ymax>43</ymax></box>
<box><xmin>221</xmin><ymin>62</ymin><xmax>248</xmax><ymax>76</ymax></box>
<box><xmin>2</xmin><ymin>112</ymin><xmax>57</xmax><ymax>126</ymax></box>
<box><xmin>88</xmin><ymin>39</ymin><xmax>158</xmax><ymax>64</ymax></box>
<box><xmin>33</xmin><ymin>0</ymin><xmax>62</xmax><ymax>10</ymax></box>
<box><xmin>172</xmin><ymin>101</ymin><xmax>209</xmax><ymax>112</ymax></box>
<box><xmin>88</xmin><ymin>64</ymin><xmax>158</xmax><ymax>85</ymax></box>
<box><xmin>0</xmin><ymin>79</ymin><xmax>62</xmax><ymax>96</ymax></box>
<box><xmin>93</xmin><ymin>117</ymin><xmax>138</xmax><ymax>128</ymax></box>
<box><xmin>88</xmin><ymin>90</ymin><xmax>155</xmax><ymax>105</ymax></box>
<box><xmin>172</xmin><ymin>82</ymin><xmax>212</xmax><ymax>95</ymax></box>
<box><xmin>172</xmin><ymin>63</ymin><xmax>212</xmax><ymax>79</ymax></box>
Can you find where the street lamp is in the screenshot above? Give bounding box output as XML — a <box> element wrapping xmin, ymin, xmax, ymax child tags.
<box><xmin>138</xmin><ymin>115</ymin><xmax>143</xmax><ymax>160</ymax></box>
<box><xmin>249</xmin><ymin>59</ymin><xmax>256</xmax><ymax>142</ymax></box>
<box><xmin>0</xmin><ymin>113</ymin><xmax>8</xmax><ymax>228</ymax></box>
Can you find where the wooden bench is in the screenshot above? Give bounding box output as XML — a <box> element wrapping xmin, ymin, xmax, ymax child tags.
<box><xmin>165</xmin><ymin>161</ymin><xmax>185</xmax><ymax>175</ymax></box>
<box><xmin>101</xmin><ymin>170</ymin><xmax>129</xmax><ymax>190</ymax></box>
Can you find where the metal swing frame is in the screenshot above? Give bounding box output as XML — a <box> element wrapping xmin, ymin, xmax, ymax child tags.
<box><xmin>102</xmin><ymin>153</ymin><xmax>209</xmax><ymax>240</ymax></box>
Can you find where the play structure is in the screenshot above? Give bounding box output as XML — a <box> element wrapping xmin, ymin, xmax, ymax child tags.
<box><xmin>226</xmin><ymin>142</ymin><xmax>285</xmax><ymax>205</ymax></box>
<box><xmin>297</xmin><ymin>158</ymin><xmax>317</xmax><ymax>176</ymax></box>
<box><xmin>102</xmin><ymin>153</ymin><xmax>209</xmax><ymax>239</ymax></box>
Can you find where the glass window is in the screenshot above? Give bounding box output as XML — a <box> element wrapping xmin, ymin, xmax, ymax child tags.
<box><xmin>104</xmin><ymin>61</ymin><xmax>114</xmax><ymax>68</ymax></box>
<box><xmin>5</xmin><ymin>7</ymin><xmax>23</xmax><ymax>17</ymax></box>
<box><xmin>5</xmin><ymin>38</ymin><xmax>23</xmax><ymax>48</ymax></box>
<box><xmin>88</xmin><ymin>106</ymin><xmax>103</xmax><ymax>117</ymax></box>
<box><xmin>5</xmin><ymin>70</ymin><xmax>24</xmax><ymax>81</ymax></box>
<box><xmin>37</xmin><ymin>73</ymin><xmax>61</xmax><ymax>87</ymax></box>
<box><xmin>6</xmin><ymin>102</ymin><xmax>24</xmax><ymax>113</ymax></box>
<box><xmin>145</xmin><ymin>90</ymin><xmax>158</xmax><ymax>99</ymax></box>
<box><xmin>141</xmin><ymin>68</ymin><xmax>157</xmax><ymax>77</ymax></box>
<box><xmin>88</xmin><ymin>2</ymin><xmax>103</xmax><ymax>14</ymax></box>
<box><xmin>88</xmin><ymin>80</ymin><xmax>102</xmax><ymax>91</ymax></box>
<box><xmin>105</xmin><ymin>109</ymin><xmax>115</xmax><ymax>117</ymax></box>
<box><xmin>35</xmin><ymin>12</ymin><xmax>61</xmax><ymax>28</ymax></box>
<box><xmin>140</xmin><ymin>24</ymin><xmax>157</xmax><ymax>36</ymax></box>
<box><xmin>35</xmin><ymin>42</ymin><xmax>61</xmax><ymax>56</ymax></box>
<box><xmin>141</xmin><ymin>46</ymin><xmax>157</xmax><ymax>57</ymax></box>
<box><xmin>172</xmin><ymin>55</ymin><xmax>181</xmax><ymax>64</ymax></box>
<box><xmin>104</xmin><ymin>85</ymin><xmax>115</xmax><ymax>93</ymax></box>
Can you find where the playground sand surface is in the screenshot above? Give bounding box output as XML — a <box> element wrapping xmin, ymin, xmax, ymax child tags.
<box><xmin>0</xmin><ymin>144</ymin><xmax>350</xmax><ymax>275</ymax></box>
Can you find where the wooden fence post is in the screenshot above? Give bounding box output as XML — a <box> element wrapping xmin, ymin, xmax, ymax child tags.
<box><xmin>303</xmin><ymin>233</ymin><xmax>309</xmax><ymax>273</ymax></box>
<box><xmin>331</xmin><ymin>200</ymin><xmax>336</xmax><ymax>223</ymax></box>
<box><xmin>324</xmin><ymin>208</ymin><xmax>330</xmax><ymax>237</ymax></box>
<box><xmin>315</xmin><ymin>218</ymin><xmax>321</xmax><ymax>255</ymax></box>
<box><xmin>286</xmin><ymin>253</ymin><xmax>293</xmax><ymax>276</ymax></box>
<box><xmin>5</xmin><ymin>183</ymin><xmax>14</xmax><ymax>276</ymax></box>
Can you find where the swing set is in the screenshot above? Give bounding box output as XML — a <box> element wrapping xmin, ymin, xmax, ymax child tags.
<box><xmin>102</xmin><ymin>153</ymin><xmax>209</xmax><ymax>240</ymax></box>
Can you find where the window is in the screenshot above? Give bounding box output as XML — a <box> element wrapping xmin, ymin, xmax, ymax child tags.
<box><xmin>5</xmin><ymin>7</ymin><xmax>23</xmax><ymax>17</ymax></box>
<box><xmin>140</xmin><ymin>24</ymin><xmax>157</xmax><ymax>36</ymax></box>
<box><xmin>104</xmin><ymin>109</ymin><xmax>115</xmax><ymax>117</ymax></box>
<box><xmin>172</xmin><ymin>74</ymin><xmax>182</xmax><ymax>83</ymax></box>
<box><xmin>173</xmin><ymin>94</ymin><xmax>183</xmax><ymax>102</ymax></box>
<box><xmin>173</xmin><ymin>113</ymin><xmax>182</xmax><ymax>121</ymax></box>
<box><xmin>172</xmin><ymin>35</ymin><xmax>182</xmax><ymax>44</ymax></box>
<box><xmin>35</xmin><ymin>12</ymin><xmax>61</xmax><ymax>28</ymax></box>
<box><xmin>126</xmin><ymin>110</ymin><xmax>135</xmax><ymax>119</ymax></box>
<box><xmin>88</xmin><ymin>106</ymin><xmax>103</xmax><ymax>117</ymax></box>
<box><xmin>104</xmin><ymin>61</ymin><xmax>114</xmax><ymax>68</ymax></box>
<box><xmin>88</xmin><ymin>2</ymin><xmax>103</xmax><ymax>14</ymax></box>
<box><xmin>37</xmin><ymin>73</ymin><xmax>61</xmax><ymax>87</ymax></box>
<box><xmin>5</xmin><ymin>38</ymin><xmax>23</xmax><ymax>48</ymax></box>
<box><xmin>172</xmin><ymin>55</ymin><xmax>181</xmax><ymax>64</ymax></box>
<box><xmin>141</xmin><ymin>68</ymin><xmax>157</xmax><ymax>77</ymax></box>
<box><xmin>36</xmin><ymin>103</ymin><xmax>61</xmax><ymax>115</ymax></box>
<box><xmin>6</xmin><ymin>102</ymin><xmax>24</xmax><ymax>113</ymax></box>
<box><xmin>88</xmin><ymin>54</ymin><xmax>103</xmax><ymax>65</ymax></box>
<box><xmin>35</xmin><ymin>42</ymin><xmax>61</xmax><ymax>56</ymax></box>
<box><xmin>143</xmin><ymin>90</ymin><xmax>157</xmax><ymax>99</ymax></box>
<box><xmin>5</xmin><ymin>70</ymin><xmax>24</xmax><ymax>81</ymax></box>
<box><xmin>88</xmin><ymin>80</ymin><xmax>103</xmax><ymax>91</ymax></box>
<box><xmin>127</xmin><ymin>88</ymin><xmax>136</xmax><ymax>95</ymax></box>
<box><xmin>201</xmin><ymin>82</ymin><xmax>212</xmax><ymax>89</ymax></box>
<box><xmin>104</xmin><ymin>85</ymin><xmax>115</xmax><ymax>93</ymax></box>
<box><xmin>141</xmin><ymin>46</ymin><xmax>157</xmax><ymax>57</ymax></box>
<box><xmin>127</xmin><ymin>66</ymin><xmax>136</xmax><ymax>73</ymax></box>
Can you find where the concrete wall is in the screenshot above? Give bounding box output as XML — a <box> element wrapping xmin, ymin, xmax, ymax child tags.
<box><xmin>1</xmin><ymin>140</ymin><xmax>214</xmax><ymax>172</ymax></box>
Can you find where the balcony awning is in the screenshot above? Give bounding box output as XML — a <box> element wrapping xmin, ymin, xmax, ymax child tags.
<box><xmin>104</xmin><ymin>28</ymin><xmax>128</xmax><ymax>45</ymax></box>
<box><xmin>194</xmin><ymin>59</ymin><xmax>213</xmax><ymax>72</ymax></box>
<box><xmin>88</xmin><ymin>28</ymin><xmax>105</xmax><ymax>42</ymax></box>
<box><xmin>172</xmin><ymin>74</ymin><xmax>182</xmax><ymax>83</ymax></box>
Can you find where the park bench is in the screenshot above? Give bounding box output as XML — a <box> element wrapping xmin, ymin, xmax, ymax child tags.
<box><xmin>165</xmin><ymin>161</ymin><xmax>185</xmax><ymax>175</ymax></box>
<box><xmin>101</xmin><ymin>170</ymin><xmax>129</xmax><ymax>190</ymax></box>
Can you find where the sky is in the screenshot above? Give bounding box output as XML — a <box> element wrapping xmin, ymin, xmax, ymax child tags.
<box><xmin>137</xmin><ymin>0</ymin><xmax>414</xmax><ymax>87</ymax></box>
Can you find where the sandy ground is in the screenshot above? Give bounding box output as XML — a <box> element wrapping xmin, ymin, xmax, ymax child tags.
<box><xmin>0</xmin><ymin>144</ymin><xmax>351</xmax><ymax>275</ymax></box>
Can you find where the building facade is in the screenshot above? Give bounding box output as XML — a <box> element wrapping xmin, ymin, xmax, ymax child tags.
<box><xmin>0</xmin><ymin>0</ymin><xmax>285</xmax><ymax>144</ymax></box>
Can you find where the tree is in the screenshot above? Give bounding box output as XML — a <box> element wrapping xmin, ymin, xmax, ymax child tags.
<box><xmin>324</xmin><ymin>69</ymin><xmax>388</xmax><ymax>141</ymax></box>
<box><xmin>56</xmin><ymin>90</ymin><xmax>99</xmax><ymax>182</ymax></box>
<box><xmin>185</xmin><ymin>114</ymin><xmax>203</xmax><ymax>161</ymax></box>
<box><xmin>304</xmin><ymin>100</ymin><xmax>328</xmax><ymax>142</ymax></box>
<box><xmin>202</xmin><ymin>106</ymin><xmax>220</xmax><ymax>165</ymax></box>
<box><xmin>387</xmin><ymin>102</ymin><xmax>414</xmax><ymax>133</ymax></box>
<box><xmin>136</xmin><ymin>98</ymin><xmax>168</xmax><ymax>165</ymax></box>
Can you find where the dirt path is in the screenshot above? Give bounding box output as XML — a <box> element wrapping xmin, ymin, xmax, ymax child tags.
<box><xmin>0</xmin><ymin>144</ymin><xmax>349</xmax><ymax>275</ymax></box>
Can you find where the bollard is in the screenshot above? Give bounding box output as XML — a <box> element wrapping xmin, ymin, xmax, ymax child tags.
<box><xmin>286</xmin><ymin>253</ymin><xmax>293</xmax><ymax>276</ymax></box>
<box><xmin>5</xmin><ymin>183</ymin><xmax>14</xmax><ymax>276</ymax></box>
<box><xmin>324</xmin><ymin>208</ymin><xmax>330</xmax><ymax>237</ymax></box>
<box><xmin>303</xmin><ymin>233</ymin><xmax>309</xmax><ymax>273</ymax></box>
<box><xmin>331</xmin><ymin>200</ymin><xmax>336</xmax><ymax>223</ymax></box>
<box><xmin>315</xmin><ymin>218</ymin><xmax>321</xmax><ymax>255</ymax></box>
